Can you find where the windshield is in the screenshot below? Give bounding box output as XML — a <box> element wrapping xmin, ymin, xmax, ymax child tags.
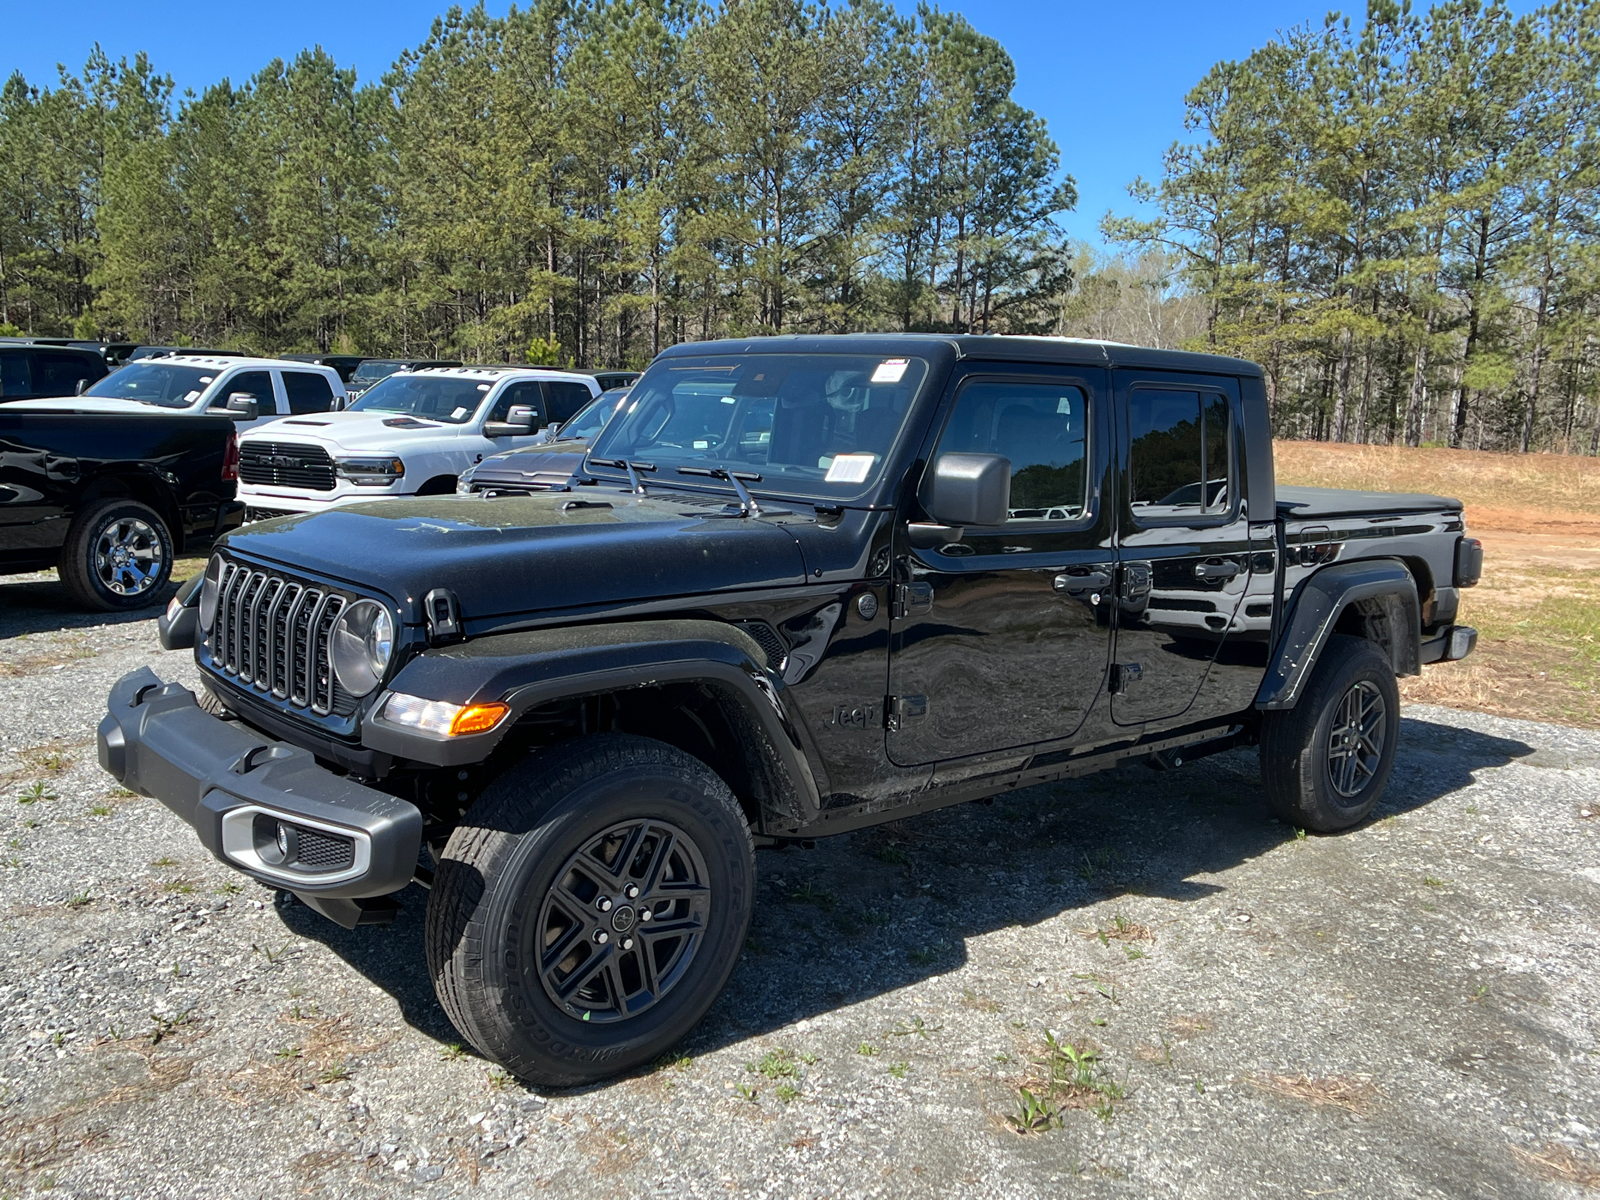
<box><xmin>347</xmin><ymin>374</ymin><xmax>489</xmax><ymax>424</ymax></box>
<box><xmin>561</xmin><ymin>390</ymin><xmax>630</xmax><ymax>441</ymax></box>
<box><xmin>85</xmin><ymin>364</ymin><xmax>217</xmax><ymax>407</ymax></box>
<box><xmin>351</xmin><ymin>360</ymin><xmax>404</xmax><ymax>384</ymax></box>
<box><xmin>587</xmin><ymin>354</ymin><xmax>928</xmax><ymax>501</ymax></box>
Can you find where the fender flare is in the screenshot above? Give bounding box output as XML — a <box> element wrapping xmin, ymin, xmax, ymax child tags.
<box><xmin>361</xmin><ymin>618</ymin><xmax>825</xmax><ymax>817</ymax></box>
<box><xmin>1255</xmin><ymin>559</ymin><xmax>1420</xmax><ymax>710</ymax></box>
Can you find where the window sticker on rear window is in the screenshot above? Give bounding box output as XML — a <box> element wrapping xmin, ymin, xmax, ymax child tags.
<box><xmin>824</xmin><ymin>453</ymin><xmax>877</xmax><ymax>483</ymax></box>
<box><xmin>871</xmin><ymin>359</ymin><xmax>909</xmax><ymax>384</ymax></box>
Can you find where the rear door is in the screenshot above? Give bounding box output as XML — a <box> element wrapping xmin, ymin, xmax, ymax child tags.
<box><xmin>543</xmin><ymin>380</ymin><xmax>598</xmax><ymax>425</ymax></box>
<box><xmin>280</xmin><ymin>369</ymin><xmax>337</xmax><ymax>415</ymax></box>
<box><xmin>1111</xmin><ymin>371</ymin><xmax>1251</xmax><ymax>727</ymax></box>
<box><xmin>887</xmin><ymin>364</ymin><xmax>1115</xmax><ymax>765</ymax></box>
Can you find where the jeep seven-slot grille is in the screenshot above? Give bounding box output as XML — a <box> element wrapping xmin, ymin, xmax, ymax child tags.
<box><xmin>209</xmin><ymin>561</ymin><xmax>353</xmax><ymax>716</ymax></box>
<box><xmin>238</xmin><ymin>441</ymin><xmax>337</xmax><ymax>491</ymax></box>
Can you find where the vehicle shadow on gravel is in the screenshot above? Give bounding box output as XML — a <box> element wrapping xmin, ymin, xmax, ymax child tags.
<box><xmin>0</xmin><ymin>574</ymin><xmax>187</xmax><ymax>639</ymax></box>
<box><xmin>277</xmin><ymin>714</ymin><xmax>1532</xmax><ymax>1086</ymax></box>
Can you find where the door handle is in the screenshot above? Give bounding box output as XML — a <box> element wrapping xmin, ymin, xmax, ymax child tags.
<box><xmin>1194</xmin><ymin>560</ymin><xmax>1242</xmax><ymax>582</ymax></box>
<box><xmin>1054</xmin><ymin>570</ymin><xmax>1111</xmax><ymax>595</ymax></box>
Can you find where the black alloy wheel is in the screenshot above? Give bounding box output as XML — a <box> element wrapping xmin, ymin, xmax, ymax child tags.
<box><xmin>534</xmin><ymin>818</ymin><xmax>711</xmax><ymax>1023</ymax></box>
<box><xmin>1325</xmin><ymin>680</ymin><xmax>1387</xmax><ymax>799</ymax></box>
<box><xmin>426</xmin><ymin>733</ymin><xmax>755</xmax><ymax>1087</ymax></box>
<box><xmin>1260</xmin><ymin>634</ymin><xmax>1401</xmax><ymax>833</ymax></box>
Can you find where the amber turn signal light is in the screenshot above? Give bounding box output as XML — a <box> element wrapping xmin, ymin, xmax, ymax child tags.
<box><xmin>449</xmin><ymin>702</ymin><xmax>510</xmax><ymax>737</ymax></box>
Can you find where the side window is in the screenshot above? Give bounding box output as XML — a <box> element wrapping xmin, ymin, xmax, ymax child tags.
<box><xmin>1128</xmin><ymin>389</ymin><xmax>1231</xmax><ymax>518</ymax></box>
<box><xmin>34</xmin><ymin>352</ymin><xmax>104</xmax><ymax>395</ymax></box>
<box><xmin>488</xmin><ymin>382</ymin><xmax>545</xmax><ymax>425</ymax></box>
<box><xmin>932</xmin><ymin>380</ymin><xmax>1090</xmax><ymax>521</ymax></box>
<box><xmin>0</xmin><ymin>351</ymin><xmax>31</xmax><ymax>398</ymax></box>
<box><xmin>210</xmin><ymin>370</ymin><xmax>274</xmax><ymax>410</ymax></box>
<box><xmin>544</xmin><ymin>381</ymin><xmax>595</xmax><ymax>424</ymax></box>
<box><xmin>282</xmin><ymin>371</ymin><xmax>335</xmax><ymax>415</ymax></box>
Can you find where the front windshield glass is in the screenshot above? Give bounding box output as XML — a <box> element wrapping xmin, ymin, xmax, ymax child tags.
<box><xmin>587</xmin><ymin>354</ymin><xmax>928</xmax><ymax>500</ymax></box>
<box><xmin>85</xmin><ymin>364</ymin><xmax>216</xmax><ymax>408</ymax></box>
<box><xmin>351</xmin><ymin>360</ymin><xmax>404</xmax><ymax>384</ymax></box>
<box><xmin>560</xmin><ymin>390</ymin><xmax>630</xmax><ymax>441</ymax></box>
<box><xmin>347</xmin><ymin>374</ymin><xmax>489</xmax><ymax>424</ymax></box>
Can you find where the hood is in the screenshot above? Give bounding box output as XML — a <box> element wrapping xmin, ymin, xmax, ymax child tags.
<box><xmin>243</xmin><ymin>411</ymin><xmax>465</xmax><ymax>451</ymax></box>
<box><xmin>467</xmin><ymin>438</ymin><xmax>589</xmax><ymax>488</ymax></box>
<box><xmin>3</xmin><ymin>397</ymin><xmax>197</xmax><ymax>414</ymax></box>
<box><xmin>222</xmin><ymin>491</ymin><xmax>810</xmax><ymax>624</ymax></box>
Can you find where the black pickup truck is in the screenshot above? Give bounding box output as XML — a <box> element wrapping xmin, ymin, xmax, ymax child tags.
<box><xmin>2</xmin><ymin>409</ymin><xmax>245</xmax><ymax>609</ymax></box>
<box><xmin>98</xmin><ymin>335</ymin><xmax>1480</xmax><ymax>1084</ymax></box>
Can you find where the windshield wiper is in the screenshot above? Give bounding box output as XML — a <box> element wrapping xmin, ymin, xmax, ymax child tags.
<box><xmin>676</xmin><ymin>466</ymin><xmax>762</xmax><ymax>517</ymax></box>
<box><xmin>589</xmin><ymin>457</ymin><xmax>657</xmax><ymax>495</ymax></box>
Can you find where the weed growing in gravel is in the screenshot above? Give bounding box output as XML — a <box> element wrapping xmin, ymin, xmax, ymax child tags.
<box><xmin>66</xmin><ymin>889</ymin><xmax>91</xmax><ymax>909</ymax></box>
<box><xmin>487</xmin><ymin>1068</ymin><xmax>511</xmax><ymax>1089</ymax></box>
<box><xmin>148</xmin><ymin>1010</ymin><xmax>192</xmax><ymax>1045</ymax></box>
<box><xmin>887</xmin><ymin>1015</ymin><xmax>941</xmax><ymax>1039</ymax></box>
<box><xmin>89</xmin><ymin>804</ymin><xmax>112</xmax><ymax>817</ymax></box>
<box><xmin>907</xmin><ymin>947</ymin><xmax>938</xmax><ymax>965</ymax></box>
<box><xmin>775</xmin><ymin>1083</ymin><xmax>801</xmax><ymax>1103</ymax></box>
<box><xmin>1083</xmin><ymin>914</ymin><xmax>1152</xmax><ymax>946</ymax></box>
<box><xmin>151</xmin><ymin>856</ymin><xmax>177</xmax><ymax>868</ymax></box>
<box><xmin>888</xmin><ymin>1061</ymin><xmax>909</xmax><ymax>1079</ymax></box>
<box><xmin>1006</xmin><ymin>1032</ymin><xmax>1126</xmax><ymax>1133</ymax></box>
<box><xmin>1424</xmin><ymin>875</ymin><xmax>1449</xmax><ymax>888</ymax></box>
<box><xmin>214</xmin><ymin>881</ymin><xmax>242</xmax><ymax>895</ymax></box>
<box><xmin>652</xmin><ymin>1051</ymin><xmax>693</xmax><ymax>1073</ymax></box>
<box><xmin>788</xmin><ymin>881</ymin><xmax>837</xmax><ymax>911</ymax></box>
<box><xmin>874</xmin><ymin>845</ymin><xmax>910</xmax><ymax>865</ymax></box>
<box><xmin>1466</xmin><ymin>803</ymin><xmax>1479</xmax><ymax>814</ymax></box>
<box><xmin>734</xmin><ymin>1081</ymin><xmax>758</xmax><ymax>1102</ymax></box>
<box><xmin>274</xmin><ymin>1045</ymin><xmax>302</xmax><ymax>1061</ymax></box>
<box><xmin>747</xmin><ymin>1049</ymin><xmax>799</xmax><ymax>1079</ymax></box>
<box><xmin>16</xmin><ymin>781</ymin><xmax>56</xmax><ymax>805</ymax></box>
<box><xmin>856</xmin><ymin>1042</ymin><xmax>878</xmax><ymax>1056</ymax></box>
<box><xmin>164</xmin><ymin>880</ymin><xmax>195</xmax><ymax>895</ymax></box>
<box><xmin>440</xmin><ymin>1043</ymin><xmax>466</xmax><ymax>1061</ymax></box>
<box><xmin>319</xmin><ymin>1061</ymin><xmax>352</xmax><ymax>1083</ymax></box>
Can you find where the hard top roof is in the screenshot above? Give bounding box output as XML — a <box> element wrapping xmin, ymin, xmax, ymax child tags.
<box><xmin>654</xmin><ymin>333</ymin><xmax>1263</xmax><ymax>377</ymax></box>
<box><xmin>148</xmin><ymin>354</ymin><xmax>339</xmax><ymax>372</ymax></box>
<box><xmin>403</xmin><ymin>365</ymin><xmax>599</xmax><ymax>381</ymax></box>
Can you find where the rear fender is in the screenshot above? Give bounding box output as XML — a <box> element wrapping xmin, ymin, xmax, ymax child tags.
<box><xmin>362</xmin><ymin>619</ymin><xmax>825</xmax><ymax>826</ymax></box>
<box><xmin>1256</xmin><ymin>559</ymin><xmax>1420</xmax><ymax>710</ymax></box>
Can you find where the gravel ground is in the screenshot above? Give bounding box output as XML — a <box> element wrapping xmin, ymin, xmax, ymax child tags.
<box><xmin>2</xmin><ymin>570</ymin><xmax>1598</xmax><ymax>1199</ymax></box>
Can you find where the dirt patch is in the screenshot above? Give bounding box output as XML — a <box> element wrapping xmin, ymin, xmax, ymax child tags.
<box><xmin>1248</xmin><ymin>1073</ymin><xmax>1382</xmax><ymax>1116</ymax></box>
<box><xmin>1509</xmin><ymin>1142</ymin><xmax>1600</xmax><ymax>1189</ymax></box>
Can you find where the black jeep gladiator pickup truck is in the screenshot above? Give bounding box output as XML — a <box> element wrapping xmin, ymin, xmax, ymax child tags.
<box><xmin>98</xmin><ymin>335</ymin><xmax>1481</xmax><ymax>1085</ymax></box>
<box><xmin>2</xmin><ymin>408</ymin><xmax>244</xmax><ymax>609</ymax></box>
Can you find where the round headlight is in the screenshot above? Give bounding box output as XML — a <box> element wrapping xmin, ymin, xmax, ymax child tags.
<box><xmin>331</xmin><ymin>600</ymin><xmax>394</xmax><ymax>696</ymax></box>
<box><xmin>198</xmin><ymin>554</ymin><xmax>225</xmax><ymax>631</ymax></box>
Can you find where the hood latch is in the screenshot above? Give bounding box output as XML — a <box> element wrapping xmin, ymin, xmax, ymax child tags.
<box><xmin>424</xmin><ymin>588</ymin><xmax>463</xmax><ymax>644</ymax></box>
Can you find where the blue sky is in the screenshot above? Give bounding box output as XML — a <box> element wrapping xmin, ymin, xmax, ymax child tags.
<box><xmin>0</xmin><ymin>1</ymin><xmax>1462</xmax><ymax>244</ymax></box>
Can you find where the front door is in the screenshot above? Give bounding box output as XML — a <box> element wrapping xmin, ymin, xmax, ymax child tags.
<box><xmin>887</xmin><ymin>367</ymin><xmax>1116</xmax><ymax>766</ymax></box>
<box><xmin>1111</xmin><ymin>371</ymin><xmax>1251</xmax><ymax>727</ymax></box>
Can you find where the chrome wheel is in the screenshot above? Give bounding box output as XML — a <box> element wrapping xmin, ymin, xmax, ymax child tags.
<box><xmin>532</xmin><ymin>819</ymin><xmax>710</xmax><ymax>1024</ymax></box>
<box><xmin>1326</xmin><ymin>680</ymin><xmax>1386</xmax><ymax>799</ymax></box>
<box><xmin>93</xmin><ymin>517</ymin><xmax>165</xmax><ymax>597</ymax></box>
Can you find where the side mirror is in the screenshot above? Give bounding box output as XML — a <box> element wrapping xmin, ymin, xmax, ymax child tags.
<box><xmin>485</xmin><ymin>405</ymin><xmax>537</xmax><ymax>437</ymax></box>
<box><xmin>74</xmin><ymin>378</ymin><xmax>88</xmax><ymax>396</ymax></box>
<box><xmin>925</xmin><ymin>453</ymin><xmax>1011</xmax><ymax>527</ymax></box>
<box><xmin>225</xmin><ymin>393</ymin><xmax>259</xmax><ymax>421</ymax></box>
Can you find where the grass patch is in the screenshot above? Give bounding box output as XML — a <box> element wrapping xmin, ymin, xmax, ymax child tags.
<box><xmin>1006</xmin><ymin>1032</ymin><xmax>1126</xmax><ymax>1131</ymax></box>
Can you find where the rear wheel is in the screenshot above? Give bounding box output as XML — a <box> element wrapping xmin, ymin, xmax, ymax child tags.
<box><xmin>1260</xmin><ymin>634</ymin><xmax>1400</xmax><ymax>832</ymax></box>
<box><xmin>425</xmin><ymin>734</ymin><xmax>754</xmax><ymax>1086</ymax></box>
<box><xmin>58</xmin><ymin>498</ymin><xmax>173</xmax><ymax>611</ymax></box>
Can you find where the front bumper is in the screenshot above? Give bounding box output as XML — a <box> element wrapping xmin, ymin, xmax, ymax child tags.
<box><xmin>238</xmin><ymin>484</ymin><xmax>408</xmax><ymax>517</ymax></box>
<box><xmin>98</xmin><ymin>668</ymin><xmax>422</xmax><ymax>907</ymax></box>
<box><xmin>1421</xmin><ymin>624</ymin><xmax>1478</xmax><ymax>664</ymax></box>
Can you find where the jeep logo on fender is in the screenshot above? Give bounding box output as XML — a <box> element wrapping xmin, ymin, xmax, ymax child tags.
<box><xmin>830</xmin><ymin>703</ymin><xmax>877</xmax><ymax>730</ymax></box>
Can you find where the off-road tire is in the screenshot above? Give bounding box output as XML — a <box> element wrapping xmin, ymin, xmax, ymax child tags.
<box><xmin>1260</xmin><ymin>634</ymin><xmax>1400</xmax><ymax>833</ymax></box>
<box><xmin>425</xmin><ymin>733</ymin><xmax>755</xmax><ymax>1087</ymax></box>
<box><xmin>58</xmin><ymin>498</ymin><xmax>174</xmax><ymax>611</ymax></box>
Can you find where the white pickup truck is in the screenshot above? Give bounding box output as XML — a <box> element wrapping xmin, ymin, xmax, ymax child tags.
<box><xmin>235</xmin><ymin>365</ymin><xmax>601</xmax><ymax>517</ymax></box>
<box><xmin>4</xmin><ymin>355</ymin><xmax>346</xmax><ymax>434</ymax></box>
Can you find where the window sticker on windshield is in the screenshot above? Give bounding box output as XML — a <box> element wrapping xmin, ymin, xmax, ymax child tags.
<box><xmin>200</xmin><ymin>376</ymin><xmax>213</xmax><ymax>383</ymax></box>
<box><xmin>183</xmin><ymin>391</ymin><xmax>201</xmax><ymax>402</ymax></box>
<box><xmin>720</xmin><ymin>396</ymin><xmax>736</xmax><ymax>405</ymax></box>
<box><xmin>824</xmin><ymin>453</ymin><xmax>876</xmax><ymax>483</ymax></box>
<box><xmin>477</xmin><ymin>383</ymin><xmax>490</xmax><ymax>391</ymax></box>
<box><xmin>451</xmin><ymin>407</ymin><xmax>471</xmax><ymax>420</ymax></box>
<box><xmin>693</xmin><ymin>440</ymin><xmax>709</xmax><ymax>449</ymax></box>
<box><xmin>1058</xmin><ymin>396</ymin><xmax>1072</xmax><ymax>415</ymax></box>
<box><xmin>871</xmin><ymin>359</ymin><xmax>909</xmax><ymax>384</ymax></box>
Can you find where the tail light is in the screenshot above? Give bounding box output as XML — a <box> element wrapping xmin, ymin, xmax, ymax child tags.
<box><xmin>222</xmin><ymin>429</ymin><xmax>240</xmax><ymax>482</ymax></box>
<box><xmin>1454</xmin><ymin>536</ymin><xmax>1482</xmax><ymax>587</ymax></box>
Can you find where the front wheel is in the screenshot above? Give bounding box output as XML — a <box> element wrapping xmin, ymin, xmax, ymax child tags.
<box><xmin>1259</xmin><ymin>634</ymin><xmax>1400</xmax><ymax>832</ymax></box>
<box><xmin>425</xmin><ymin>734</ymin><xmax>755</xmax><ymax>1087</ymax></box>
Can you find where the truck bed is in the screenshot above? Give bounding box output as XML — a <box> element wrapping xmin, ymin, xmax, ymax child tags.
<box><xmin>1275</xmin><ymin>485</ymin><xmax>1463</xmax><ymax>520</ymax></box>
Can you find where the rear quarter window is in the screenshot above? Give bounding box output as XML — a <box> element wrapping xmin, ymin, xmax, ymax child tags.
<box><xmin>0</xmin><ymin>350</ymin><xmax>31</xmax><ymax>398</ymax></box>
<box><xmin>282</xmin><ymin>370</ymin><xmax>336</xmax><ymax>415</ymax></box>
